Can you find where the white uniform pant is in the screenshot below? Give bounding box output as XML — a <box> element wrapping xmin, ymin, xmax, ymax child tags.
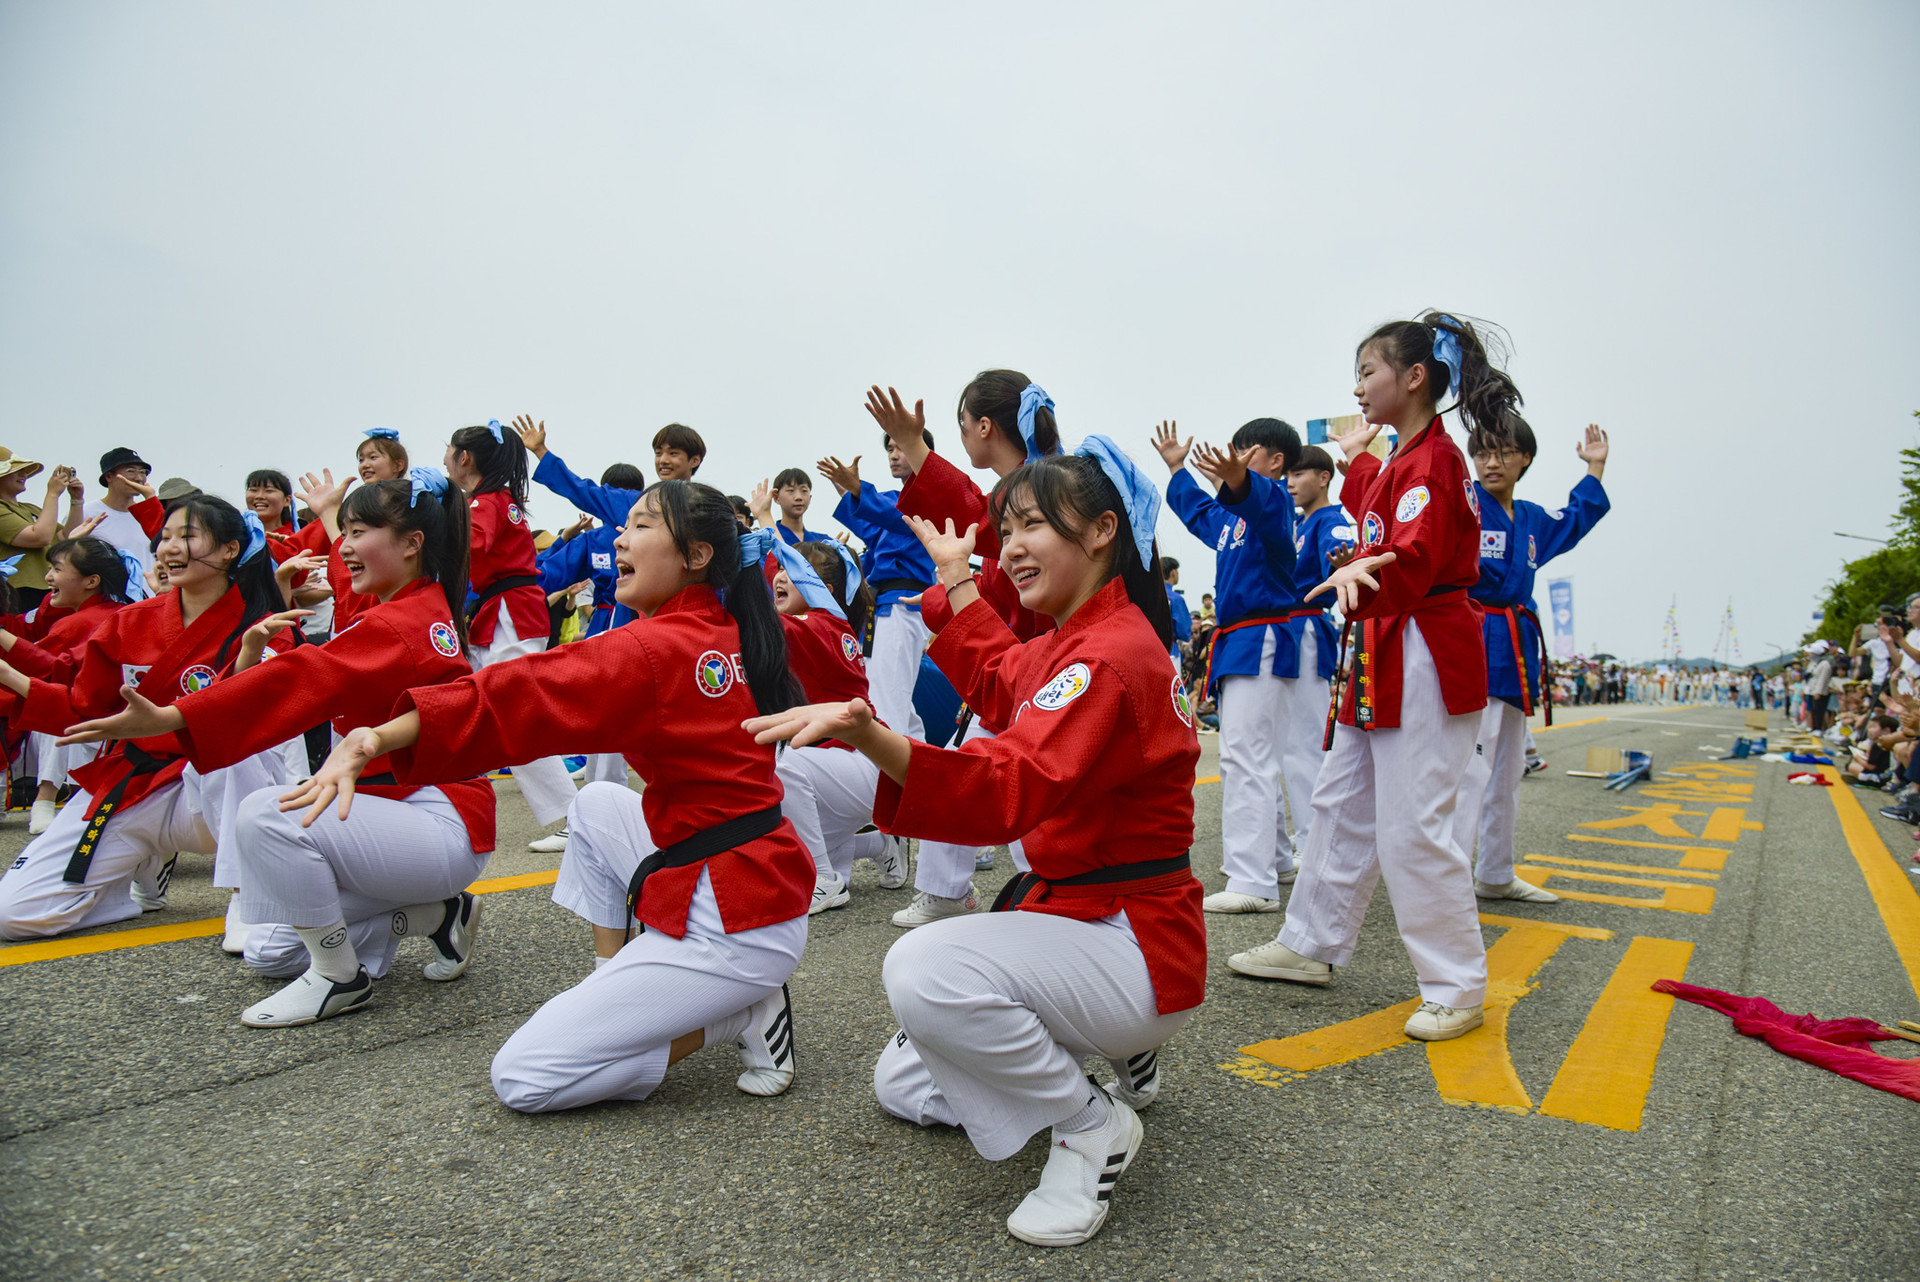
<box><xmin>873</xmin><ymin>911</ymin><xmax>1192</xmax><ymax>1161</ymax></box>
<box><xmin>868</xmin><ymin>605</ymin><xmax>930</xmax><ymax>741</ymax></box>
<box><xmin>582</xmin><ymin>754</ymin><xmax>629</xmax><ymax>786</ymax></box>
<box><xmin>775</xmin><ymin>746</ymin><xmax>882</xmax><ymax>883</ymax></box>
<box><xmin>469</xmin><ymin>600</ymin><xmax>577</xmax><ymax>828</ymax></box>
<box><xmin>1452</xmin><ymin>698</ymin><xmax>1529</xmax><ymax>888</ymax></box>
<box><xmin>1275</xmin><ymin>621</ymin><xmax>1488</xmax><ymax>1009</ymax></box>
<box><xmin>493</xmin><ymin>783</ymin><xmax>806</xmax><ymax>1112</ymax></box>
<box><xmin>912</xmin><ymin>720</ymin><xmax>1029</xmax><ymax>898</ymax></box>
<box><xmin>234</xmin><ymin>785</ymin><xmax>488</xmax><ymax>979</ymax></box>
<box><xmin>1218</xmin><ymin>626</ymin><xmax>1326</xmax><ymax>899</ymax></box>
<box><xmin>0</xmin><ymin>749</ymin><xmax>285</xmax><ymax>940</ymax></box>
<box><xmin>25</xmin><ymin>732</ymin><xmax>104</xmax><ymax>790</ymax></box>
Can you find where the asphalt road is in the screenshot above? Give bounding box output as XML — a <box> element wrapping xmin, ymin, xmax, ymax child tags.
<box><xmin>2</xmin><ymin>705</ymin><xmax>1916</xmax><ymax>1280</ymax></box>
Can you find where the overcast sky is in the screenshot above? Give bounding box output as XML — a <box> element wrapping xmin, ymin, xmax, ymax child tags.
<box><xmin>3</xmin><ymin>2</ymin><xmax>1914</xmax><ymax>662</ymax></box>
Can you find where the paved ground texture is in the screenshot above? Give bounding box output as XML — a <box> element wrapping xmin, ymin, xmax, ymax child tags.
<box><xmin>2</xmin><ymin>705</ymin><xmax>1916</xmax><ymax>1280</ymax></box>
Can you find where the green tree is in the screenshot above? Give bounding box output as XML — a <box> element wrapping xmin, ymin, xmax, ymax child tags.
<box><xmin>1809</xmin><ymin>411</ymin><xmax>1920</xmax><ymax>644</ymax></box>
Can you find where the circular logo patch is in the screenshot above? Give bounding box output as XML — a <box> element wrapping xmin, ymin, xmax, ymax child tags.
<box><xmin>1034</xmin><ymin>662</ymin><xmax>1091</xmax><ymax>712</ymax></box>
<box><xmin>840</xmin><ymin>633</ymin><xmax>861</xmax><ymax>664</ymax></box>
<box><xmin>1527</xmin><ymin>534</ymin><xmax>1538</xmax><ymax>567</ymax></box>
<box><xmin>506</xmin><ymin>503</ymin><xmax>527</xmax><ymax>526</ymax></box>
<box><xmin>179</xmin><ymin>665</ymin><xmax>217</xmax><ymax>694</ymax></box>
<box><xmin>1170</xmin><ymin>673</ymin><xmax>1194</xmax><ymax>728</ymax></box>
<box><xmin>695</xmin><ymin>650</ymin><xmax>736</xmax><ymax>698</ymax></box>
<box><xmin>429</xmin><ymin>621</ymin><xmax>461</xmax><ymax>658</ymax></box>
<box><xmin>1394</xmin><ymin>485</ymin><xmax>1431</xmax><ymax>522</ymax></box>
<box><xmin>1361</xmin><ymin>512</ymin><xmax>1385</xmax><ymax>546</ymax></box>
<box><xmin>1464</xmin><ymin>478</ymin><xmax>1480</xmax><ymax>518</ymax></box>
<box><xmin>1231</xmin><ymin>517</ymin><xmax>1247</xmax><ymax>543</ymax></box>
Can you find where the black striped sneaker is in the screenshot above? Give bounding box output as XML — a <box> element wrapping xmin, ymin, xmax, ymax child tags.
<box><xmin>735</xmin><ymin>983</ymin><xmax>795</xmax><ymax>1097</ymax></box>
<box><xmin>423</xmin><ymin>892</ymin><xmax>483</xmax><ymax>981</ymax></box>
<box><xmin>1006</xmin><ymin>1088</ymin><xmax>1144</xmax><ymax>1247</ymax></box>
<box><xmin>1104</xmin><ymin>1048</ymin><xmax>1160</xmax><ymax>1109</ymax></box>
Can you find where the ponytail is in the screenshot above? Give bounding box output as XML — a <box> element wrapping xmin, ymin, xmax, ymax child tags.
<box><xmin>651</xmin><ymin>480</ymin><xmax>802</xmax><ymax>716</ymax></box>
<box><xmin>450</xmin><ymin>423</ymin><xmax>531</xmax><ymax>506</ymax></box>
<box><xmin>1357</xmin><ymin>311</ymin><xmax>1522</xmax><ymax>440</ymax></box>
<box><xmin>340</xmin><ymin>474</ymin><xmax>474</xmax><ymax>649</ymax></box>
<box><xmin>959</xmin><ymin>369</ymin><xmax>1061</xmax><ymax>458</ymax></box>
<box><xmin>796</xmin><ymin>540</ymin><xmax>876</xmax><ymax>641</ymax></box>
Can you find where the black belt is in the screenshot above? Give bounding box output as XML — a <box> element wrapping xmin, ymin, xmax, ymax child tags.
<box><xmin>990</xmin><ymin>853</ymin><xmax>1192</xmax><ymax>912</ymax></box>
<box><xmin>869</xmin><ymin>578</ymin><xmax>928</xmax><ymax>598</ymax></box>
<box><xmin>64</xmin><ymin>743</ymin><xmax>176</xmax><ymax>884</ymax></box>
<box><xmin>466</xmin><ymin>574</ymin><xmax>541</xmax><ymax>624</ymax></box>
<box><xmin>625</xmin><ymin>805</ymin><xmax>783</xmax><ymax>935</ymax></box>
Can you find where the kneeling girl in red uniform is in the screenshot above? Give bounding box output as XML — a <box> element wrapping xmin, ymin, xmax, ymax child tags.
<box><xmin>285</xmin><ymin>481</ymin><xmax>815</xmax><ymax>1109</ymax></box>
<box><xmin>746</xmin><ymin>443</ymin><xmax>1204</xmax><ymax>1248</ymax></box>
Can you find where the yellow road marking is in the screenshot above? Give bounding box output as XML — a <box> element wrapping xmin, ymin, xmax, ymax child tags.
<box><xmin>1538</xmin><ymin>936</ymin><xmax>1693</xmax><ymax>1131</ymax></box>
<box><xmin>1196</xmin><ymin>775</ymin><xmax>1220</xmax><ymax>785</ymax></box>
<box><xmin>1525</xmin><ymin>854</ymin><xmax>1719</xmax><ymax>880</ymax></box>
<box><xmin>470</xmin><ymin>870</ymin><xmax>560</xmax><ymax>894</ymax></box>
<box><xmin>1426</xmin><ymin>922</ymin><xmax>1572</xmax><ymax>1113</ymax></box>
<box><xmin>1474</xmin><ymin>913</ymin><xmax>1612</xmax><ymax>940</ymax></box>
<box><xmin>1819</xmin><ymin>764</ymin><xmax>1920</xmax><ymax>1003</ymax></box>
<box><xmin>1579</xmin><ymin>804</ymin><xmax>1708</xmax><ymax>840</ymax></box>
<box><xmin>1699</xmin><ymin>807</ymin><xmax>1764</xmax><ymax>843</ymax></box>
<box><xmin>1536</xmin><ymin>717</ymin><xmax>1607</xmax><ymax>732</ymax></box>
<box><xmin>1514</xmin><ymin>867</ymin><xmax>1715</xmax><ymax>914</ymax></box>
<box><xmin>1565</xmin><ymin>834</ymin><xmax>1730</xmax><ymax>871</ymax></box>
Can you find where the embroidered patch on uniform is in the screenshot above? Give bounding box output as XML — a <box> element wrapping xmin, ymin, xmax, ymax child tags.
<box><xmin>179</xmin><ymin>665</ymin><xmax>217</xmax><ymax>694</ymax></box>
<box><xmin>1464</xmin><ymin>479</ymin><xmax>1480</xmax><ymax>518</ymax></box>
<box><xmin>507</xmin><ymin>503</ymin><xmax>527</xmax><ymax>526</ymax></box>
<box><xmin>1293</xmin><ymin>533</ymin><xmax>1305</xmax><ymax>555</ymax></box>
<box><xmin>1480</xmin><ymin>530</ymin><xmax>1507</xmax><ymax>557</ymax></box>
<box><xmin>429</xmin><ymin>621</ymin><xmax>461</xmax><ymax>657</ymax></box>
<box><xmin>1331</xmin><ymin>524</ymin><xmax>1355</xmax><ymax>545</ymax></box>
<box><xmin>1231</xmin><ymin>517</ymin><xmax>1247</xmax><ymax>544</ymax></box>
<box><xmin>841</xmin><ymin>633</ymin><xmax>861</xmax><ymax>664</ymax></box>
<box><xmin>1527</xmin><ymin>534</ymin><xmax>1538</xmax><ymax>567</ymax></box>
<box><xmin>1361</xmin><ymin>512</ymin><xmax>1384</xmax><ymax>545</ymax></box>
<box><xmin>1033</xmin><ymin>662</ymin><xmax>1091</xmax><ymax>711</ymax></box>
<box><xmin>591</xmin><ymin>552</ymin><xmax>613</xmax><ymax>570</ymax></box>
<box><xmin>1547</xmin><ymin>506</ymin><xmax>1566</xmax><ymax>522</ymax></box>
<box><xmin>1215</xmin><ymin>524</ymin><xmax>1230</xmax><ymax>552</ymax></box>
<box><xmin>1170</xmin><ymin>673</ymin><xmax>1194</xmax><ymax>727</ymax></box>
<box><xmin>122</xmin><ymin>663</ymin><xmax>151</xmax><ymax>689</ymax></box>
<box><xmin>695</xmin><ymin>649</ymin><xmax>736</xmax><ymax>698</ymax></box>
<box><xmin>1394</xmin><ymin>486</ymin><xmax>1431</xmax><ymax>522</ymax></box>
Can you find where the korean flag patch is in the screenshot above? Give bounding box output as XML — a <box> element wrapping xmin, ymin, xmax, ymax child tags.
<box><xmin>591</xmin><ymin>552</ymin><xmax>613</xmax><ymax>571</ymax></box>
<box><xmin>122</xmin><ymin>664</ymin><xmax>151</xmax><ymax>689</ymax></box>
<box><xmin>1033</xmin><ymin>662</ymin><xmax>1091</xmax><ymax>711</ymax></box>
<box><xmin>1394</xmin><ymin>485</ymin><xmax>1431</xmax><ymax>522</ymax></box>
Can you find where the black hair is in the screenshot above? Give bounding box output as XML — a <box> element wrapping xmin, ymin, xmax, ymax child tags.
<box><xmin>1476</xmin><ymin>410</ymin><xmax>1539</xmax><ymax>480</ymax></box>
<box><xmin>726</xmin><ymin>494</ymin><xmax>753</xmax><ymax>529</ymax></box>
<box><xmin>1293</xmin><ymin>445</ymin><xmax>1336</xmax><ymax>476</ymax></box>
<box><xmin>882</xmin><ymin>427</ymin><xmax>936</xmax><ymax>451</ymax></box>
<box><xmin>173</xmin><ymin>495</ymin><xmax>282</xmax><ymax>666</ymax></box>
<box><xmin>449</xmin><ymin>426</ymin><xmax>530</xmax><ymax>505</ymax></box>
<box><xmin>245</xmin><ymin>468</ymin><xmax>296</xmax><ymax>528</ymax></box>
<box><xmin>47</xmin><ymin>536</ymin><xmax>132</xmax><ymax>605</ymax></box>
<box><xmin>600</xmin><ymin>462</ymin><xmax>646</xmax><ymax>491</ymax></box>
<box><xmin>1160</xmin><ymin>556</ymin><xmax>1180</xmax><ymax>580</ymax></box>
<box><xmin>795</xmin><ymin>541</ymin><xmax>875</xmax><ymax>642</ymax></box>
<box><xmin>647</xmin><ymin>480</ymin><xmax>800</xmax><ymax>716</ymax></box>
<box><xmin>652</xmin><ymin>424</ymin><xmax>707</xmax><ymax>472</ymax></box>
<box><xmin>1358</xmin><ymin>311</ymin><xmax>1521</xmax><ymax>441</ymax></box>
<box><xmin>1228</xmin><ymin>418</ymin><xmax>1303</xmax><ymax>474</ymax></box>
<box><xmin>341</xmin><ymin>478</ymin><xmax>475</xmax><ymax>649</ymax></box>
<box><xmin>357</xmin><ymin>435</ymin><xmax>409</xmax><ymax>473</ymax></box>
<box><xmin>773</xmin><ymin>467</ymin><xmax>811</xmax><ymax>491</ymax></box>
<box><xmin>959</xmin><ymin>369</ymin><xmax>1060</xmax><ymax>458</ymax></box>
<box><xmin>988</xmin><ymin>455</ymin><xmax>1174</xmax><ymax>647</ymax></box>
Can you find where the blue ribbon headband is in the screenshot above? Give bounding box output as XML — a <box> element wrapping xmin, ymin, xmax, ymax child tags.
<box><xmin>766</xmin><ymin>538</ymin><xmax>846</xmax><ymax>620</ymax></box>
<box><xmin>486</xmin><ymin>419</ymin><xmax>506</xmax><ymax>444</ymax></box>
<box><xmin>364</xmin><ymin>427</ymin><xmax>400</xmax><ymax>441</ymax></box>
<box><xmin>828</xmin><ymin>538</ymin><xmax>863</xmax><ymax>599</ymax></box>
<box><xmin>1074</xmin><ymin>434</ymin><xmax>1160</xmax><ymax>571</ymax></box>
<box><xmin>1429</xmin><ymin>317</ymin><xmax>1464</xmax><ymax>402</ymax></box>
<box><xmin>1018</xmin><ymin>383</ymin><xmax>1054</xmax><ymax>462</ymax></box>
<box><xmin>408</xmin><ymin>466</ymin><xmax>449</xmax><ymax>506</ymax></box>
<box><xmin>117</xmin><ymin>549</ymin><xmax>147</xmax><ymax>596</ymax></box>
<box><xmin>737</xmin><ymin>526</ymin><xmax>775</xmax><ymax>570</ymax></box>
<box><xmin>239</xmin><ymin>510</ymin><xmax>268</xmax><ymax>565</ymax></box>
<box><xmin>0</xmin><ymin>553</ymin><xmax>22</xmax><ymax>579</ymax></box>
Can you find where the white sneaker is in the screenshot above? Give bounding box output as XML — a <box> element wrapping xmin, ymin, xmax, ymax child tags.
<box><xmin>27</xmin><ymin>798</ymin><xmax>55</xmax><ymax>835</ymax></box>
<box><xmin>876</xmin><ymin>835</ymin><xmax>909</xmax><ymax>890</ymax></box>
<box><xmin>423</xmin><ymin>892</ymin><xmax>482</xmax><ymax>981</ymax></box>
<box><xmin>1275</xmin><ymin>865</ymin><xmax>1299</xmax><ymax>885</ymax></box>
<box><xmin>1404</xmin><ymin>1000</ymin><xmax>1484</xmax><ymax>1041</ymax></box>
<box><xmin>221</xmin><ymin>897</ymin><xmax>250</xmax><ymax>956</ymax></box>
<box><xmin>1006</xmin><ymin>1089</ymin><xmax>1143</xmax><ymax>1247</ymax></box>
<box><xmin>528</xmin><ymin>828</ymin><xmax>569</xmax><ymax>854</ymax></box>
<box><xmin>1103</xmin><ymin>1049</ymin><xmax>1160</xmax><ymax>1110</ymax></box>
<box><xmin>1227</xmin><ymin>939</ymin><xmax>1332</xmax><ymax>984</ymax></box>
<box><xmin>809</xmin><ymin>873</ymin><xmax>850</xmax><ymax>915</ymax></box>
<box><xmin>1202</xmin><ymin>891</ymin><xmax>1282</xmax><ymax>914</ymax></box>
<box><xmin>891</xmin><ymin>886</ymin><xmax>980</xmax><ymax>928</ymax></box>
<box><xmin>130</xmin><ymin>853</ymin><xmax>177</xmax><ymax>913</ymax></box>
<box><xmin>975</xmin><ymin>849</ymin><xmax>997</xmax><ymax>871</ymax></box>
<box><xmin>240</xmin><ymin>966</ymin><xmax>374</xmax><ymax>1028</ymax></box>
<box><xmin>1475</xmin><ymin>878</ymin><xmax>1561</xmax><ymax>904</ymax></box>
<box><xmin>735</xmin><ymin>984</ymin><xmax>795</xmax><ymax>1096</ymax></box>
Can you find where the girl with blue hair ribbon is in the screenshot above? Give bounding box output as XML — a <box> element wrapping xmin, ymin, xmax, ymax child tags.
<box><xmin>0</xmin><ymin>497</ymin><xmax>293</xmax><ymax>941</ymax></box>
<box><xmin>865</xmin><ymin>370</ymin><xmax>1062</xmax><ymax>925</ymax></box>
<box><xmin>746</xmin><ymin>443</ymin><xmax>1203</xmax><ymax>1248</ymax></box>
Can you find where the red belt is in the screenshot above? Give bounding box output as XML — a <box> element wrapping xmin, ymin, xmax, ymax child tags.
<box><xmin>1337</xmin><ymin>586</ymin><xmax>1474</xmax><ymax>740</ymax></box>
<box><xmin>1202</xmin><ymin>609</ymin><xmax>1324</xmax><ymax>695</ymax></box>
<box><xmin>1484</xmin><ymin>602</ymin><xmax>1551</xmax><ymax>725</ymax></box>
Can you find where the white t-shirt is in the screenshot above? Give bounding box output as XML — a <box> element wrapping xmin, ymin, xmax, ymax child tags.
<box><xmin>82</xmin><ymin>500</ymin><xmax>155</xmax><ymax>595</ymax></box>
<box><xmin>1864</xmin><ymin>636</ymin><xmax>1891</xmax><ymax>685</ymax></box>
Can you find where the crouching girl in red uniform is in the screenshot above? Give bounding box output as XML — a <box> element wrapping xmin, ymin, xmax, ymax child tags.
<box><xmin>746</xmin><ymin>443</ymin><xmax>1204</xmax><ymax>1248</ymax></box>
<box><xmin>0</xmin><ymin>500</ymin><xmax>291</xmax><ymax>938</ymax></box>
<box><xmin>61</xmin><ymin>472</ymin><xmax>495</xmax><ymax>1027</ymax></box>
<box><xmin>285</xmin><ymin>481</ymin><xmax>816</xmax><ymax>1108</ymax></box>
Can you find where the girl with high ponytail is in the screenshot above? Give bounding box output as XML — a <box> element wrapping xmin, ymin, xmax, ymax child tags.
<box><xmin>1228</xmin><ymin>310</ymin><xmax>1515</xmax><ymax>1047</ymax></box>
<box><xmin>281</xmin><ymin>479</ymin><xmax>816</xmax><ymax>1107</ymax></box>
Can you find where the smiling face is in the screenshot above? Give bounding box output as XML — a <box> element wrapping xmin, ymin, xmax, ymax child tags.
<box><xmin>612</xmin><ymin>492</ymin><xmax>707</xmax><ymax>614</ymax></box>
<box><xmin>770</xmin><ymin>567</ymin><xmax>806</xmax><ymax>616</ymax></box>
<box><xmin>245</xmin><ymin>483</ymin><xmax>289</xmax><ymax>530</ymax></box>
<box><xmin>358</xmin><ymin>441</ymin><xmax>406</xmax><ymax>483</ymax></box>
<box><xmin>1353</xmin><ymin>342</ymin><xmax>1431</xmax><ymax>432</ymax></box>
<box><xmin>653</xmin><ymin>446</ymin><xmax>698</xmax><ymax>482</ymax></box>
<box><xmin>996</xmin><ymin>491</ymin><xmax>1117</xmax><ymax>623</ymax></box>
<box><xmin>339</xmin><ymin>517</ymin><xmax>423</xmax><ymax>599</ymax></box>
<box><xmin>45</xmin><ymin>550</ymin><xmax>99</xmax><ymax>608</ymax></box>
<box><xmin>155</xmin><ymin>507</ymin><xmax>238</xmax><ymax>594</ymax></box>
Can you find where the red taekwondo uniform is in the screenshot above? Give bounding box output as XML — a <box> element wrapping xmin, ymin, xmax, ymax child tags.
<box><xmin>7</xmin><ymin>592</ymin><xmax>124</xmax><ymax>803</ymax></box>
<box><xmin>0</xmin><ymin>587</ymin><xmax>296</xmax><ymax>939</ymax></box>
<box><xmin>463</xmin><ymin>487</ymin><xmax>578</xmax><ymax>829</ymax></box>
<box><xmin>168</xmin><ymin>579</ymin><xmax>497</xmax><ymax>980</ymax></box>
<box><xmin>871</xmin><ymin>577</ymin><xmax>1207</xmax><ymax>1162</ymax></box>
<box><xmin>380</xmin><ymin>581</ymin><xmax>815</xmax><ymax>1113</ymax></box>
<box><xmin>1266</xmin><ymin>416</ymin><xmax>1492</xmax><ymax>1011</ymax></box>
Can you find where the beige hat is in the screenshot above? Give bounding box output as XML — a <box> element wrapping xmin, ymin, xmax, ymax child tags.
<box><xmin>0</xmin><ymin>448</ymin><xmax>44</xmax><ymax>481</ymax></box>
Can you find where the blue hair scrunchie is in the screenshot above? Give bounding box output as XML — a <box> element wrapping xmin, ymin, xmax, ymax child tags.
<box><xmin>239</xmin><ymin>510</ymin><xmax>268</xmax><ymax>565</ymax></box>
<box><xmin>1074</xmin><ymin>434</ymin><xmax>1161</xmax><ymax>571</ymax></box>
<box><xmin>486</xmin><ymin>419</ymin><xmax>506</xmax><ymax>444</ymax></box>
<box><xmin>827</xmin><ymin>538</ymin><xmax>863</xmax><ymax>600</ymax></box>
<box><xmin>1429</xmin><ymin>317</ymin><xmax>1464</xmax><ymax>402</ymax></box>
<box><xmin>737</xmin><ymin>526</ymin><xmax>775</xmax><ymax>571</ymax></box>
<box><xmin>408</xmin><ymin>466</ymin><xmax>450</xmax><ymax>506</ymax></box>
<box><xmin>1018</xmin><ymin>383</ymin><xmax>1055</xmax><ymax>462</ymax></box>
<box><xmin>767</xmin><ymin>538</ymin><xmax>847</xmax><ymax>620</ymax></box>
<box><xmin>0</xmin><ymin>553</ymin><xmax>22</xmax><ymax>579</ymax></box>
<box><xmin>364</xmin><ymin>427</ymin><xmax>401</xmax><ymax>441</ymax></box>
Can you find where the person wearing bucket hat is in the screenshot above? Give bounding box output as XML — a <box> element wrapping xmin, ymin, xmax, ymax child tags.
<box><xmin>0</xmin><ymin>451</ymin><xmax>82</xmax><ymax>610</ymax></box>
<box><xmin>82</xmin><ymin>448</ymin><xmax>159</xmax><ymax>591</ymax></box>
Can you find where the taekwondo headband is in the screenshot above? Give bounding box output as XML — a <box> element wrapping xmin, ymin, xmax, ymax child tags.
<box><xmin>115</xmin><ymin>549</ymin><xmax>143</xmax><ymax>587</ymax></box>
<box><xmin>364</xmin><ymin>428</ymin><xmax>401</xmax><ymax>441</ymax></box>
<box><xmin>1074</xmin><ymin>434</ymin><xmax>1161</xmax><ymax>571</ymax></box>
<box><xmin>485</xmin><ymin>419</ymin><xmax>506</xmax><ymax>444</ymax></box>
<box><xmin>766</xmin><ymin>538</ymin><xmax>847</xmax><ymax>620</ymax></box>
<box><xmin>1018</xmin><ymin>383</ymin><xmax>1055</xmax><ymax>462</ymax></box>
<box><xmin>408</xmin><ymin>466</ymin><xmax>449</xmax><ymax>506</ymax></box>
<box><xmin>827</xmin><ymin>537</ymin><xmax>863</xmax><ymax>600</ymax></box>
<box><xmin>737</xmin><ymin>526</ymin><xmax>775</xmax><ymax>571</ymax></box>
<box><xmin>239</xmin><ymin>510</ymin><xmax>268</xmax><ymax>565</ymax></box>
<box><xmin>1429</xmin><ymin>317</ymin><xmax>1464</xmax><ymax>402</ymax></box>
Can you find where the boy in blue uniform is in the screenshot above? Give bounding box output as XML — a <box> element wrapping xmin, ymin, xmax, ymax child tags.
<box><xmin>1282</xmin><ymin>442</ymin><xmax>1356</xmax><ymax>806</ymax></box>
<box><xmin>1154</xmin><ymin>418</ymin><xmax>1319</xmax><ymax>914</ymax></box>
<box><xmin>1455</xmin><ymin>420</ymin><xmax>1610</xmax><ymax>902</ymax></box>
<box><xmin>1162</xmin><ymin>557</ymin><xmax>1193</xmax><ymax>665</ymax></box>
<box><xmin>766</xmin><ymin>468</ymin><xmax>834</xmax><ymax>547</ymax></box>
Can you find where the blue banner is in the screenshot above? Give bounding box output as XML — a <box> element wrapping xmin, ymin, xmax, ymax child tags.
<box><xmin>1547</xmin><ymin>577</ymin><xmax>1575</xmax><ymax>658</ymax></box>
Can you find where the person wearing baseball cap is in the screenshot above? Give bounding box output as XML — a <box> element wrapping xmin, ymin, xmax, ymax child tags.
<box><xmin>81</xmin><ymin>447</ymin><xmax>159</xmax><ymax>590</ymax></box>
<box><xmin>0</xmin><ymin>449</ymin><xmax>82</xmax><ymax>609</ymax></box>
